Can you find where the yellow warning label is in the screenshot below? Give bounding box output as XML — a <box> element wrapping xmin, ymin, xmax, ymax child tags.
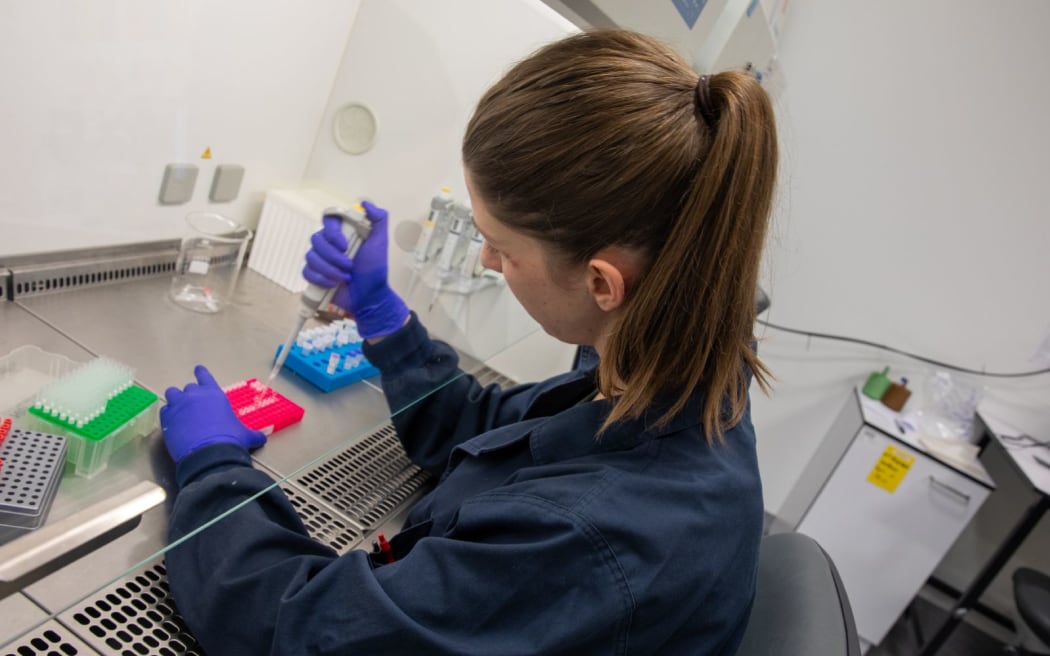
<box><xmin>867</xmin><ymin>445</ymin><xmax>915</xmax><ymax>493</ymax></box>
<box><xmin>201</xmin><ymin>147</ymin><xmax>212</xmax><ymax>159</ymax></box>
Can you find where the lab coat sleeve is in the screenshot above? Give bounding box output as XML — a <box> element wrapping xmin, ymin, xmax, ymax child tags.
<box><xmin>167</xmin><ymin>445</ymin><xmax>631</xmax><ymax>655</ymax></box>
<box><xmin>362</xmin><ymin>312</ymin><xmax>543</xmax><ymax>475</ymax></box>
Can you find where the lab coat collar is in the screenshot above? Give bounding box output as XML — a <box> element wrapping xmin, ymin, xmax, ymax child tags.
<box><xmin>526</xmin><ymin>368</ymin><xmax>707</xmax><ymax>465</ymax></box>
<box><xmin>450</xmin><ymin>367</ymin><xmax>709</xmax><ymax>467</ymax></box>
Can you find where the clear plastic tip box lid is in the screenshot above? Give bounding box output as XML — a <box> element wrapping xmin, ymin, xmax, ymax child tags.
<box><xmin>0</xmin><ymin>345</ymin><xmax>158</xmax><ymax>478</ymax></box>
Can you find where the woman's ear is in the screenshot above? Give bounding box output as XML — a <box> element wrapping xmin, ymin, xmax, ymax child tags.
<box><xmin>586</xmin><ymin>246</ymin><xmax>645</xmax><ymax>312</ymax></box>
<box><xmin>586</xmin><ymin>258</ymin><xmax>626</xmax><ymax>312</ymax></box>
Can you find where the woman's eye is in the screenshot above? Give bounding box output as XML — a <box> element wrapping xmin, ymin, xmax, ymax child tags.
<box><xmin>485</xmin><ymin>242</ymin><xmax>501</xmax><ymax>257</ymax></box>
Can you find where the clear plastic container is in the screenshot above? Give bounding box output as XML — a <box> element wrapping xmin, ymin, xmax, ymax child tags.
<box><xmin>0</xmin><ymin>346</ymin><xmax>158</xmax><ymax>478</ymax></box>
<box><xmin>26</xmin><ymin>384</ymin><xmax>158</xmax><ymax>478</ymax></box>
<box><xmin>170</xmin><ymin>211</ymin><xmax>253</xmax><ymax>313</ymax></box>
<box><xmin>0</xmin><ymin>345</ymin><xmax>78</xmax><ymax>416</ymax></box>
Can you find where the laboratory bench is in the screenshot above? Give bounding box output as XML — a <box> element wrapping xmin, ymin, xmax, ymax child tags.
<box><xmin>916</xmin><ymin>402</ymin><xmax>1050</xmax><ymax>655</ymax></box>
<box><xmin>0</xmin><ymin>266</ymin><xmax>515</xmax><ymax>654</ymax></box>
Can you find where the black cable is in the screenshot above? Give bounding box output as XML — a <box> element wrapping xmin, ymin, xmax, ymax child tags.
<box><xmin>756</xmin><ymin>318</ymin><xmax>1050</xmax><ymax>379</ymax></box>
<box><xmin>999</xmin><ymin>433</ymin><xmax>1050</xmax><ymax>449</ymax></box>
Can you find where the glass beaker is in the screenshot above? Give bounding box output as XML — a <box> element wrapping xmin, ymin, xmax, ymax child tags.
<box><xmin>170</xmin><ymin>212</ymin><xmax>252</xmax><ymax>313</ymax></box>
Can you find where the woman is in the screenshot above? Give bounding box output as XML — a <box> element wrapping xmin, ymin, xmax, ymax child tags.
<box><xmin>162</xmin><ymin>29</ymin><xmax>776</xmax><ymax>654</ymax></box>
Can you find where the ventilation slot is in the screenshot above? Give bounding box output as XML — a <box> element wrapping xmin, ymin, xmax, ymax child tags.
<box><xmin>14</xmin><ymin>263</ymin><xmax>177</xmax><ymax>299</ymax></box>
<box><xmin>9</xmin><ymin>245</ymin><xmax>179</xmax><ymax>300</ymax></box>
<box><xmin>296</xmin><ymin>422</ymin><xmax>431</xmax><ymax>529</ymax></box>
<box><xmin>472</xmin><ymin>364</ymin><xmax>517</xmax><ymax>389</ymax></box>
<box><xmin>54</xmin><ymin>485</ymin><xmax>368</xmax><ymax>654</ymax></box>
<box><xmin>63</xmin><ymin>562</ymin><xmax>204</xmax><ymax>656</ymax></box>
<box><xmin>2</xmin><ymin>622</ymin><xmax>94</xmax><ymax>656</ymax></box>
<box><xmin>281</xmin><ymin>483</ymin><xmax>363</xmax><ymax>554</ymax></box>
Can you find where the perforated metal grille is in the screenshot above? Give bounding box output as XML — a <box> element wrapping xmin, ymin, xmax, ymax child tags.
<box><xmin>8</xmin><ymin>243</ymin><xmax>178</xmax><ymax>300</ymax></box>
<box><xmin>280</xmin><ymin>483</ymin><xmax>363</xmax><ymax>554</ymax></box>
<box><xmin>472</xmin><ymin>364</ymin><xmax>516</xmax><ymax>389</ymax></box>
<box><xmin>63</xmin><ymin>562</ymin><xmax>203</xmax><ymax>656</ymax></box>
<box><xmin>52</xmin><ymin>486</ymin><xmax>366</xmax><ymax>655</ymax></box>
<box><xmin>13</xmin><ymin>263</ymin><xmax>175</xmax><ymax>299</ymax></box>
<box><xmin>296</xmin><ymin>422</ymin><xmax>431</xmax><ymax>529</ymax></box>
<box><xmin>2</xmin><ymin>621</ymin><xmax>94</xmax><ymax>656</ymax></box>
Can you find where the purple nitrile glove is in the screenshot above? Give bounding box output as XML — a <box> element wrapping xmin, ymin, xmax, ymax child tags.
<box><xmin>160</xmin><ymin>365</ymin><xmax>266</xmax><ymax>464</ymax></box>
<box><xmin>302</xmin><ymin>200</ymin><xmax>409</xmax><ymax>339</ymax></box>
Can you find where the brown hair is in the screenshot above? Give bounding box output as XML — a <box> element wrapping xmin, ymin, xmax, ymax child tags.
<box><xmin>463</xmin><ymin>29</ymin><xmax>775</xmax><ymax>441</ymax></box>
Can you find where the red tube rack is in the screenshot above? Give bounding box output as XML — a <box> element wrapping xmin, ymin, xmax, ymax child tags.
<box><xmin>223</xmin><ymin>379</ymin><xmax>304</xmax><ymax>435</ymax></box>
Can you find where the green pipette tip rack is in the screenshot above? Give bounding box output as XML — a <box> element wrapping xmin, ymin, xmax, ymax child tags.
<box><xmin>28</xmin><ymin>385</ymin><xmax>158</xmax><ymax>442</ymax></box>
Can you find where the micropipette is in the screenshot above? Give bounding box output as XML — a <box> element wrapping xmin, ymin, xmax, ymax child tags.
<box><xmin>408</xmin><ymin>187</ymin><xmax>454</xmax><ymax>298</ymax></box>
<box><xmin>268</xmin><ymin>205</ymin><xmax>372</xmax><ymax>383</ymax></box>
<box><xmin>459</xmin><ymin>224</ymin><xmax>484</xmax><ymax>280</ymax></box>
<box><xmin>429</xmin><ymin>203</ymin><xmax>471</xmax><ymax>312</ymax></box>
<box><xmin>453</xmin><ymin>224</ymin><xmax>485</xmax><ymax>319</ymax></box>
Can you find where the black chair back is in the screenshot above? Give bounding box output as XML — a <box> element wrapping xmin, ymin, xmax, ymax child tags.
<box><xmin>736</xmin><ymin>532</ymin><xmax>862</xmax><ymax>656</ymax></box>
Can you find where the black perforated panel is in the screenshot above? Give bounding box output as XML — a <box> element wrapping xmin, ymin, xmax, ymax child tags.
<box><xmin>2</xmin><ymin>622</ymin><xmax>94</xmax><ymax>656</ymax></box>
<box><xmin>0</xmin><ymin>430</ymin><xmax>66</xmax><ymax>530</ymax></box>
<box><xmin>281</xmin><ymin>483</ymin><xmax>363</xmax><ymax>553</ymax></box>
<box><xmin>65</xmin><ymin>562</ymin><xmax>203</xmax><ymax>656</ymax></box>
<box><xmin>296</xmin><ymin>422</ymin><xmax>431</xmax><ymax>529</ymax></box>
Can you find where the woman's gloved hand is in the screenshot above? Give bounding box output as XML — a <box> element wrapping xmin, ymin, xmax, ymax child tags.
<box><xmin>303</xmin><ymin>200</ymin><xmax>410</xmax><ymax>339</ymax></box>
<box><xmin>160</xmin><ymin>365</ymin><xmax>266</xmax><ymax>463</ymax></box>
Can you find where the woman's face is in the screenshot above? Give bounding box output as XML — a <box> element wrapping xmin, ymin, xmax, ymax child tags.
<box><xmin>465</xmin><ymin>173</ymin><xmax>608</xmax><ymax>347</ymax></box>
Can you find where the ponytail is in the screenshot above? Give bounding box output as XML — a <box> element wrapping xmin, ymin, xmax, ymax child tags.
<box><xmin>463</xmin><ymin>30</ymin><xmax>777</xmax><ymax>442</ymax></box>
<box><xmin>600</xmin><ymin>71</ymin><xmax>776</xmax><ymax>440</ymax></box>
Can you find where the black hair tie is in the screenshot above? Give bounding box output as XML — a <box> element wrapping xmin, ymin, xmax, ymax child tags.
<box><xmin>695</xmin><ymin>75</ymin><xmax>718</xmax><ymax>128</ymax></box>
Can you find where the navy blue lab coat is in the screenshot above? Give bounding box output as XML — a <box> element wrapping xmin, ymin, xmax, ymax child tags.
<box><xmin>167</xmin><ymin>314</ymin><xmax>764</xmax><ymax>654</ymax></box>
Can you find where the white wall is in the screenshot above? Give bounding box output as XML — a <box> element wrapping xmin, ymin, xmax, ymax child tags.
<box><xmin>558</xmin><ymin>0</ymin><xmax>732</xmax><ymax>65</ymax></box>
<box><xmin>759</xmin><ymin>0</ymin><xmax>1050</xmax><ymax>514</ymax></box>
<box><xmin>301</xmin><ymin>0</ymin><xmax>578</xmax><ymax>365</ymax></box>
<box><xmin>0</xmin><ymin>1</ymin><xmax>360</xmax><ymax>257</ymax></box>
<box><xmin>756</xmin><ymin>0</ymin><xmax>1050</xmax><ymax>618</ymax></box>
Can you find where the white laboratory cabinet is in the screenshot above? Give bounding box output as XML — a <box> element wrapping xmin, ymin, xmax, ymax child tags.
<box><xmin>777</xmin><ymin>390</ymin><xmax>995</xmax><ymax>650</ymax></box>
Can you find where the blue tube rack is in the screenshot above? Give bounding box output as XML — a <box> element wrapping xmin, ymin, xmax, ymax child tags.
<box><xmin>274</xmin><ymin>341</ymin><xmax>380</xmax><ymax>393</ymax></box>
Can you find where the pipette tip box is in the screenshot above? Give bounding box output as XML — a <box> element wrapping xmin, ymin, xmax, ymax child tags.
<box><xmin>27</xmin><ymin>385</ymin><xmax>159</xmax><ymax>478</ymax></box>
<box><xmin>274</xmin><ymin>342</ymin><xmax>379</xmax><ymax>393</ymax></box>
<box><xmin>224</xmin><ymin>379</ymin><xmax>304</xmax><ymax>435</ymax></box>
<box><xmin>0</xmin><ymin>346</ymin><xmax>158</xmax><ymax>478</ymax></box>
<box><xmin>0</xmin><ymin>428</ymin><xmax>67</xmax><ymax>535</ymax></box>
